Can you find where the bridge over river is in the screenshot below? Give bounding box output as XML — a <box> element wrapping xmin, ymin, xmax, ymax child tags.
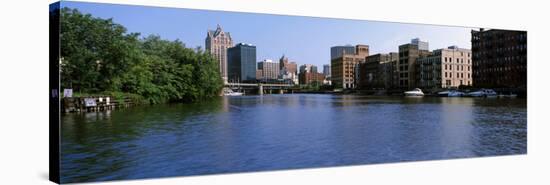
<box><xmin>224</xmin><ymin>83</ymin><xmax>295</xmax><ymax>95</ymax></box>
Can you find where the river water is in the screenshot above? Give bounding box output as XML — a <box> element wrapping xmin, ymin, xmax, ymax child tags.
<box><xmin>60</xmin><ymin>94</ymin><xmax>527</xmax><ymax>183</ymax></box>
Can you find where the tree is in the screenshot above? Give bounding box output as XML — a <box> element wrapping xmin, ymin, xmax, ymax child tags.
<box><xmin>59</xmin><ymin>8</ymin><xmax>223</xmax><ymax>104</ymax></box>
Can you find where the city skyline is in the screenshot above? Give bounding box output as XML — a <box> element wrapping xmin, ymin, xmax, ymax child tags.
<box><xmin>63</xmin><ymin>1</ymin><xmax>477</xmax><ymax>68</ymax></box>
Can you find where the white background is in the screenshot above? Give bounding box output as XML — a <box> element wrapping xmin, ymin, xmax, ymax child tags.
<box><xmin>0</xmin><ymin>0</ymin><xmax>548</xmax><ymax>184</ymax></box>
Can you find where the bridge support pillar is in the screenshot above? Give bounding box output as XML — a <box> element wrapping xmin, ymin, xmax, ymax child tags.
<box><xmin>258</xmin><ymin>85</ymin><xmax>263</xmax><ymax>95</ymax></box>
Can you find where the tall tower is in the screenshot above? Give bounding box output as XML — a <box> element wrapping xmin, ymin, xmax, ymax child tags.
<box><xmin>206</xmin><ymin>24</ymin><xmax>233</xmax><ymax>83</ymax></box>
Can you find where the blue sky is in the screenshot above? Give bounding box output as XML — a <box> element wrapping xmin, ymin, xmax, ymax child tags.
<box><xmin>61</xmin><ymin>1</ymin><xmax>477</xmax><ymax>67</ymax></box>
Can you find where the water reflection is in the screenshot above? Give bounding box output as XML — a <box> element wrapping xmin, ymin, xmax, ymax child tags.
<box><xmin>60</xmin><ymin>95</ymin><xmax>527</xmax><ymax>183</ymax></box>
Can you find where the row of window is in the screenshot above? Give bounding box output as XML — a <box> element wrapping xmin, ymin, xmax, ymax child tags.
<box><xmin>444</xmin><ymin>65</ymin><xmax>471</xmax><ymax>71</ymax></box>
<box><xmin>444</xmin><ymin>72</ymin><xmax>470</xmax><ymax>79</ymax></box>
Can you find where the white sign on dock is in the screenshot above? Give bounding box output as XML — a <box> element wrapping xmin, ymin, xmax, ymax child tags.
<box><xmin>84</xmin><ymin>98</ymin><xmax>96</xmax><ymax>107</ymax></box>
<box><xmin>64</xmin><ymin>89</ymin><xmax>73</xmax><ymax>98</ymax></box>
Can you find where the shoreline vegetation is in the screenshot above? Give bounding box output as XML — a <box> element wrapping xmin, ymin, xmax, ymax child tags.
<box><xmin>58</xmin><ymin>7</ymin><xmax>223</xmax><ymax>105</ymax></box>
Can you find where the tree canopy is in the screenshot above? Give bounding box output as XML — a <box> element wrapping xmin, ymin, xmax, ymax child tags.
<box><xmin>58</xmin><ymin>7</ymin><xmax>223</xmax><ymax>103</ymax></box>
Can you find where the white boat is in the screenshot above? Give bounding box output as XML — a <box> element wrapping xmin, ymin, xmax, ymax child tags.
<box><xmin>448</xmin><ymin>90</ymin><xmax>465</xmax><ymax>97</ymax></box>
<box><xmin>438</xmin><ymin>90</ymin><xmax>465</xmax><ymax>97</ymax></box>
<box><xmin>467</xmin><ymin>89</ymin><xmax>497</xmax><ymax>97</ymax></box>
<box><xmin>404</xmin><ymin>88</ymin><xmax>424</xmax><ymax>97</ymax></box>
<box><xmin>223</xmin><ymin>88</ymin><xmax>243</xmax><ymax>96</ymax></box>
<box><xmin>497</xmin><ymin>93</ymin><xmax>518</xmax><ymax>98</ymax></box>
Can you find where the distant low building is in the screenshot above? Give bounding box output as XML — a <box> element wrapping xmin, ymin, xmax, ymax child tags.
<box><xmin>257</xmin><ymin>59</ymin><xmax>279</xmax><ymax>80</ymax></box>
<box><xmin>279</xmin><ymin>55</ymin><xmax>298</xmax><ymax>75</ymax></box>
<box><xmin>256</xmin><ymin>69</ymin><xmax>263</xmax><ymax>80</ymax></box>
<box><xmin>299</xmin><ymin>72</ymin><xmax>325</xmax><ymax>85</ymax></box>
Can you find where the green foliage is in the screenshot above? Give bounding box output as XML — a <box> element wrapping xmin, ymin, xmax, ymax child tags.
<box><xmin>59</xmin><ymin>8</ymin><xmax>223</xmax><ymax>104</ymax></box>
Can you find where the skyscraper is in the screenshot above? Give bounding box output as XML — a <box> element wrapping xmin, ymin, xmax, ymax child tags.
<box><xmin>323</xmin><ymin>64</ymin><xmax>331</xmax><ymax>77</ymax></box>
<box><xmin>411</xmin><ymin>38</ymin><xmax>429</xmax><ymax>51</ymax></box>
<box><xmin>227</xmin><ymin>43</ymin><xmax>257</xmax><ymax>83</ymax></box>
<box><xmin>205</xmin><ymin>24</ymin><xmax>233</xmax><ymax>83</ymax></box>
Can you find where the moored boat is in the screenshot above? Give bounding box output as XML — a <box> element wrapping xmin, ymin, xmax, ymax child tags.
<box><xmin>467</xmin><ymin>89</ymin><xmax>497</xmax><ymax>97</ymax></box>
<box><xmin>223</xmin><ymin>88</ymin><xmax>243</xmax><ymax>96</ymax></box>
<box><xmin>404</xmin><ymin>88</ymin><xmax>424</xmax><ymax>97</ymax></box>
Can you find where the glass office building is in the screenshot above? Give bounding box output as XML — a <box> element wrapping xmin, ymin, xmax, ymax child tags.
<box><xmin>227</xmin><ymin>43</ymin><xmax>257</xmax><ymax>83</ymax></box>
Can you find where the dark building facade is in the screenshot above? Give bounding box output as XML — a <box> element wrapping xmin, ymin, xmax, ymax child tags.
<box><xmin>227</xmin><ymin>43</ymin><xmax>257</xmax><ymax>83</ymax></box>
<box><xmin>357</xmin><ymin>53</ymin><xmax>398</xmax><ymax>89</ymax></box>
<box><xmin>471</xmin><ymin>29</ymin><xmax>527</xmax><ymax>90</ymax></box>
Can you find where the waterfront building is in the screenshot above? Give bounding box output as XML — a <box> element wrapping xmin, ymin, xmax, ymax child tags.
<box><xmin>417</xmin><ymin>46</ymin><xmax>472</xmax><ymax>89</ymax></box>
<box><xmin>357</xmin><ymin>53</ymin><xmax>398</xmax><ymax>89</ymax></box>
<box><xmin>257</xmin><ymin>59</ymin><xmax>280</xmax><ymax>80</ymax></box>
<box><xmin>331</xmin><ymin>45</ymin><xmax>356</xmax><ymax>60</ymax></box>
<box><xmin>331</xmin><ymin>44</ymin><xmax>369</xmax><ymax>89</ymax></box>
<box><xmin>279</xmin><ymin>55</ymin><xmax>298</xmax><ymax>75</ymax></box>
<box><xmin>205</xmin><ymin>24</ymin><xmax>233</xmax><ymax>83</ymax></box>
<box><xmin>227</xmin><ymin>43</ymin><xmax>257</xmax><ymax>83</ymax></box>
<box><xmin>471</xmin><ymin>29</ymin><xmax>527</xmax><ymax>90</ymax></box>
<box><xmin>397</xmin><ymin>40</ymin><xmax>431</xmax><ymax>89</ymax></box>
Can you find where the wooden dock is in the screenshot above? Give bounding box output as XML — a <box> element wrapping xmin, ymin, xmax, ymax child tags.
<box><xmin>61</xmin><ymin>96</ymin><xmax>136</xmax><ymax>113</ymax></box>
